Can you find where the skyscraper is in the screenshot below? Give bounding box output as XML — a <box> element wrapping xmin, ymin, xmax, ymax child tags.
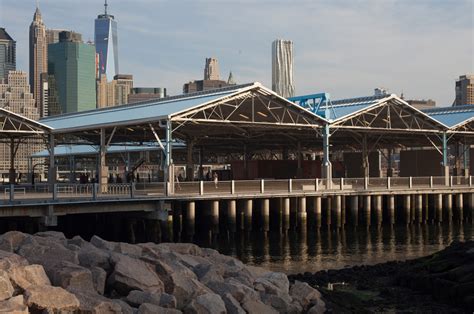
<box><xmin>95</xmin><ymin>0</ymin><xmax>119</xmax><ymax>81</ymax></box>
<box><xmin>48</xmin><ymin>32</ymin><xmax>96</xmax><ymax>114</ymax></box>
<box><xmin>29</xmin><ymin>6</ymin><xmax>48</xmax><ymax>113</ymax></box>
<box><xmin>272</xmin><ymin>39</ymin><xmax>295</xmax><ymax>98</ymax></box>
<box><xmin>0</xmin><ymin>71</ymin><xmax>42</xmax><ymax>179</ymax></box>
<box><xmin>454</xmin><ymin>75</ymin><xmax>474</xmax><ymax>106</ymax></box>
<box><xmin>0</xmin><ymin>28</ymin><xmax>16</xmax><ymax>82</ymax></box>
<box><xmin>204</xmin><ymin>58</ymin><xmax>220</xmax><ymax>80</ymax></box>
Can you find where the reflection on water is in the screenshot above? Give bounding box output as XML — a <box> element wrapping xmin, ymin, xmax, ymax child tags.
<box><xmin>185</xmin><ymin>223</ymin><xmax>473</xmax><ymax>274</ymax></box>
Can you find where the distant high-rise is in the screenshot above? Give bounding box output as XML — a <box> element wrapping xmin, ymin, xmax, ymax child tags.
<box><xmin>96</xmin><ymin>74</ymin><xmax>133</xmax><ymax>108</ymax></box>
<box><xmin>46</xmin><ymin>29</ymin><xmax>81</xmax><ymax>45</ymax></box>
<box><xmin>0</xmin><ymin>71</ymin><xmax>42</xmax><ymax>179</ymax></box>
<box><xmin>0</xmin><ymin>28</ymin><xmax>16</xmax><ymax>82</ymax></box>
<box><xmin>272</xmin><ymin>39</ymin><xmax>294</xmax><ymax>98</ymax></box>
<box><xmin>29</xmin><ymin>6</ymin><xmax>48</xmax><ymax>113</ymax></box>
<box><xmin>95</xmin><ymin>0</ymin><xmax>119</xmax><ymax>80</ymax></box>
<box><xmin>48</xmin><ymin>32</ymin><xmax>96</xmax><ymax>114</ymax></box>
<box><xmin>204</xmin><ymin>58</ymin><xmax>220</xmax><ymax>80</ymax></box>
<box><xmin>454</xmin><ymin>75</ymin><xmax>474</xmax><ymax>106</ymax></box>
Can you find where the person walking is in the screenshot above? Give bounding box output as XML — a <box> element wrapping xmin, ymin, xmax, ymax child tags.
<box><xmin>213</xmin><ymin>172</ymin><xmax>218</xmax><ymax>189</ymax></box>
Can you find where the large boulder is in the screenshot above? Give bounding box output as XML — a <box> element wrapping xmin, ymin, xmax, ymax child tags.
<box><xmin>0</xmin><ymin>295</ymin><xmax>28</xmax><ymax>313</ymax></box>
<box><xmin>184</xmin><ymin>293</ymin><xmax>226</xmax><ymax>314</ymax></box>
<box><xmin>91</xmin><ymin>266</ymin><xmax>107</xmax><ymax>295</ymax></box>
<box><xmin>160</xmin><ymin>292</ymin><xmax>178</xmax><ymax>309</ymax></box>
<box><xmin>90</xmin><ymin>235</ymin><xmax>118</xmax><ymax>252</ymax></box>
<box><xmin>112</xmin><ymin>299</ymin><xmax>136</xmax><ymax>314</ymax></box>
<box><xmin>107</xmin><ymin>253</ymin><xmax>164</xmax><ymax>295</ymax></box>
<box><xmin>0</xmin><ymin>251</ymin><xmax>28</xmax><ymax>271</ymax></box>
<box><xmin>125</xmin><ymin>290</ymin><xmax>162</xmax><ymax>307</ymax></box>
<box><xmin>8</xmin><ymin>264</ymin><xmax>51</xmax><ymax>291</ymax></box>
<box><xmin>138</xmin><ymin>302</ymin><xmax>182</xmax><ymax>314</ymax></box>
<box><xmin>254</xmin><ymin>272</ymin><xmax>290</xmax><ymax>296</ymax></box>
<box><xmin>0</xmin><ymin>270</ymin><xmax>14</xmax><ymax>301</ymax></box>
<box><xmin>67</xmin><ymin>288</ymin><xmax>122</xmax><ymax>313</ymax></box>
<box><xmin>0</xmin><ymin>232</ymin><xmax>29</xmax><ymax>252</ymax></box>
<box><xmin>241</xmin><ymin>297</ymin><xmax>278</xmax><ymax>314</ymax></box>
<box><xmin>71</xmin><ymin>238</ymin><xmax>111</xmax><ymax>271</ymax></box>
<box><xmin>221</xmin><ymin>293</ymin><xmax>245</xmax><ymax>314</ymax></box>
<box><xmin>16</xmin><ymin>239</ymin><xmax>79</xmax><ymax>278</ymax></box>
<box><xmin>51</xmin><ymin>261</ymin><xmax>95</xmax><ymax>292</ymax></box>
<box><xmin>24</xmin><ymin>285</ymin><xmax>80</xmax><ymax>312</ymax></box>
<box><xmin>206</xmin><ymin>279</ymin><xmax>259</xmax><ymax>303</ymax></box>
<box><xmin>34</xmin><ymin>231</ymin><xmax>67</xmax><ymax>242</ymax></box>
<box><xmin>153</xmin><ymin>255</ymin><xmax>211</xmax><ymax>308</ymax></box>
<box><xmin>290</xmin><ymin>280</ymin><xmax>325</xmax><ymax>311</ymax></box>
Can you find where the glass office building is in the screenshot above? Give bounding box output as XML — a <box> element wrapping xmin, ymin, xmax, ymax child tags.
<box><xmin>95</xmin><ymin>1</ymin><xmax>119</xmax><ymax>81</ymax></box>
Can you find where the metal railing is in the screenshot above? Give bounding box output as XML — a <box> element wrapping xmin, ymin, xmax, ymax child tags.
<box><xmin>0</xmin><ymin>175</ymin><xmax>472</xmax><ymax>204</ymax></box>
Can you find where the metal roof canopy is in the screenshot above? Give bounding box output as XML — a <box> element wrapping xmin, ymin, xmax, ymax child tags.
<box><xmin>317</xmin><ymin>94</ymin><xmax>451</xmax><ymax>150</ymax></box>
<box><xmin>424</xmin><ymin>105</ymin><xmax>474</xmax><ymax>135</ymax></box>
<box><xmin>0</xmin><ymin>107</ymin><xmax>51</xmax><ymax>138</ymax></box>
<box><xmin>40</xmin><ymin>83</ymin><xmax>328</xmax><ymax>150</ymax></box>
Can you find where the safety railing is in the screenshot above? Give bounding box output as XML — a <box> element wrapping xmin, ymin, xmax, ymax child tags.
<box><xmin>0</xmin><ymin>175</ymin><xmax>473</xmax><ymax>204</ymax></box>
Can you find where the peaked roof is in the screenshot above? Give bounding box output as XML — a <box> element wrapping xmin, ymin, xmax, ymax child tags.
<box><xmin>0</xmin><ymin>107</ymin><xmax>51</xmax><ymax>136</ymax></box>
<box><xmin>316</xmin><ymin>94</ymin><xmax>390</xmax><ymax>121</ymax></box>
<box><xmin>41</xmin><ymin>82</ymin><xmax>326</xmax><ymax>134</ymax></box>
<box><xmin>0</xmin><ymin>28</ymin><xmax>13</xmax><ymax>41</ymax></box>
<box><xmin>423</xmin><ymin>105</ymin><xmax>474</xmax><ymax>130</ymax></box>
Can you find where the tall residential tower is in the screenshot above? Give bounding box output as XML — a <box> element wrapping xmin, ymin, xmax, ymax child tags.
<box><xmin>0</xmin><ymin>28</ymin><xmax>16</xmax><ymax>82</ymax></box>
<box><xmin>454</xmin><ymin>75</ymin><xmax>474</xmax><ymax>106</ymax></box>
<box><xmin>272</xmin><ymin>39</ymin><xmax>294</xmax><ymax>98</ymax></box>
<box><xmin>95</xmin><ymin>0</ymin><xmax>119</xmax><ymax>81</ymax></box>
<box><xmin>29</xmin><ymin>6</ymin><xmax>48</xmax><ymax>113</ymax></box>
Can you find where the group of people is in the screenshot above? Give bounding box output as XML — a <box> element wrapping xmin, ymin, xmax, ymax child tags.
<box><xmin>175</xmin><ymin>171</ymin><xmax>219</xmax><ymax>190</ymax></box>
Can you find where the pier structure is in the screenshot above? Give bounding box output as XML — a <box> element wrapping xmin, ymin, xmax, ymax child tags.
<box><xmin>0</xmin><ymin>83</ymin><xmax>473</xmax><ymax>232</ymax></box>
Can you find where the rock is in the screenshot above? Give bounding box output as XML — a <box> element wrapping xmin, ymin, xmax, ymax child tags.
<box><xmin>206</xmin><ymin>279</ymin><xmax>259</xmax><ymax>303</ymax></box>
<box><xmin>245</xmin><ymin>265</ymin><xmax>271</xmax><ymax>279</ymax></box>
<box><xmin>34</xmin><ymin>231</ymin><xmax>66</xmax><ymax>242</ymax></box>
<box><xmin>91</xmin><ymin>266</ymin><xmax>107</xmax><ymax>295</ymax></box>
<box><xmin>221</xmin><ymin>293</ymin><xmax>245</xmax><ymax>314</ymax></box>
<box><xmin>0</xmin><ymin>251</ymin><xmax>28</xmax><ymax>271</ymax></box>
<box><xmin>16</xmin><ymin>239</ymin><xmax>79</xmax><ymax>278</ymax></box>
<box><xmin>51</xmin><ymin>261</ymin><xmax>95</xmax><ymax>291</ymax></box>
<box><xmin>157</xmin><ymin>243</ymin><xmax>203</xmax><ymax>256</ymax></box>
<box><xmin>290</xmin><ymin>280</ymin><xmax>324</xmax><ymax>310</ymax></box>
<box><xmin>0</xmin><ymin>270</ymin><xmax>14</xmax><ymax>301</ymax></box>
<box><xmin>0</xmin><ymin>232</ymin><xmax>29</xmax><ymax>252</ymax></box>
<box><xmin>241</xmin><ymin>297</ymin><xmax>278</xmax><ymax>314</ymax></box>
<box><xmin>254</xmin><ymin>272</ymin><xmax>289</xmax><ymax>296</ymax></box>
<box><xmin>184</xmin><ymin>293</ymin><xmax>226</xmax><ymax>314</ymax></box>
<box><xmin>307</xmin><ymin>302</ymin><xmax>326</xmax><ymax>314</ymax></box>
<box><xmin>90</xmin><ymin>235</ymin><xmax>118</xmax><ymax>251</ymax></box>
<box><xmin>0</xmin><ymin>295</ymin><xmax>28</xmax><ymax>313</ymax></box>
<box><xmin>126</xmin><ymin>290</ymin><xmax>161</xmax><ymax>307</ymax></box>
<box><xmin>76</xmin><ymin>241</ymin><xmax>111</xmax><ymax>271</ymax></box>
<box><xmin>160</xmin><ymin>292</ymin><xmax>177</xmax><ymax>309</ymax></box>
<box><xmin>107</xmin><ymin>253</ymin><xmax>164</xmax><ymax>295</ymax></box>
<box><xmin>67</xmin><ymin>288</ymin><xmax>122</xmax><ymax>313</ymax></box>
<box><xmin>115</xmin><ymin>242</ymin><xmax>143</xmax><ymax>257</ymax></box>
<box><xmin>138</xmin><ymin>302</ymin><xmax>182</xmax><ymax>314</ymax></box>
<box><xmin>260</xmin><ymin>293</ymin><xmax>298</xmax><ymax>313</ymax></box>
<box><xmin>194</xmin><ymin>264</ymin><xmax>224</xmax><ymax>284</ymax></box>
<box><xmin>153</xmin><ymin>257</ymin><xmax>210</xmax><ymax>308</ymax></box>
<box><xmin>112</xmin><ymin>299</ymin><xmax>135</xmax><ymax>314</ymax></box>
<box><xmin>8</xmin><ymin>264</ymin><xmax>51</xmax><ymax>291</ymax></box>
<box><xmin>24</xmin><ymin>285</ymin><xmax>80</xmax><ymax>312</ymax></box>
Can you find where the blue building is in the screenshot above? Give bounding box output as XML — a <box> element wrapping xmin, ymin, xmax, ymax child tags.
<box><xmin>95</xmin><ymin>0</ymin><xmax>119</xmax><ymax>81</ymax></box>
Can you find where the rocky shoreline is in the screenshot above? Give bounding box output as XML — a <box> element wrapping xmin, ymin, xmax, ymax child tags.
<box><xmin>0</xmin><ymin>231</ymin><xmax>325</xmax><ymax>313</ymax></box>
<box><xmin>289</xmin><ymin>240</ymin><xmax>474</xmax><ymax>313</ymax></box>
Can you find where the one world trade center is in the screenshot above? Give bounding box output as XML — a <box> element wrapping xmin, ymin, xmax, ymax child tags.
<box><xmin>95</xmin><ymin>0</ymin><xmax>118</xmax><ymax>80</ymax></box>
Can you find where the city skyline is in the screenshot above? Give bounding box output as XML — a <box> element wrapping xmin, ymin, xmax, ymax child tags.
<box><xmin>0</xmin><ymin>0</ymin><xmax>472</xmax><ymax>105</ymax></box>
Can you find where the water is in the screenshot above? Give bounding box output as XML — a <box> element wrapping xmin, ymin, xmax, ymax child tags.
<box><xmin>187</xmin><ymin>223</ymin><xmax>474</xmax><ymax>274</ymax></box>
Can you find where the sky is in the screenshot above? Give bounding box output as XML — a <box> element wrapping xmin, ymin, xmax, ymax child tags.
<box><xmin>0</xmin><ymin>0</ymin><xmax>473</xmax><ymax>105</ymax></box>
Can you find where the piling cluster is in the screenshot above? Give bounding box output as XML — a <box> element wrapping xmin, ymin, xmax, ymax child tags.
<box><xmin>177</xmin><ymin>193</ymin><xmax>474</xmax><ymax>235</ymax></box>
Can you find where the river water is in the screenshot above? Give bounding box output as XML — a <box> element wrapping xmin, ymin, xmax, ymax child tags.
<box><xmin>187</xmin><ymin>223</ymin><xmax>474</xmax><ymax>274</ymax></box>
